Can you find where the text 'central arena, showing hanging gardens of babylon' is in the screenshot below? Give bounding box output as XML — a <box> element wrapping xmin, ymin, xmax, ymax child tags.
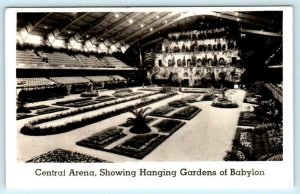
<box><xmin>16</xmin><ymin>10</ymin><xmax>283</xmax><ymax>163</ymax></box>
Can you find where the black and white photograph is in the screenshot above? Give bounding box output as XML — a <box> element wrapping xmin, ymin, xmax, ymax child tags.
<box><xmin>6</xmin><ymin>7</ymin><xmax>293</xmax><ymax>189</ymax></box>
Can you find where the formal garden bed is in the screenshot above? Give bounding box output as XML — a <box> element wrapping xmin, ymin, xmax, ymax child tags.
<box><xmin>20</xmin><ymin>93</ymin><xmax>177</xmax><ymax>136</ymax></box>
<box><xmin>63</xmin><ymin>100</ymin><xmax>99</xmax><ymax>108</ymax></box>
<box><xmin>238</xmin><ymin>111</ymin><xmax>260</xmax><ymax>127</ymax></box>
<box><xmin>30</xmin><ymin>92</ymin><xmax>160</xmax><ymax>126</ymax></box>
<box><xmin>114</xmin><ymin>91</ymin><xmax>144</xmax><ymax>98</ymax></box>
<box><xmin>76</xmin><ymin>127</ymin><xmax>127</xmax><ymax>149</ymax></box>
<box><xmin>36</xmin><ymin>107</ymin><xmax>69</xmax><ymax>115</ymax></box>
<box><xmin>168</xmin><ymin>106</ymin><xmax>201</xmax><ymax>120</ymax></box>
<box><xmin>26</xmin><ymin>105</ymin><xmax>50</xmax><ymax>110</ymax></box>
<box><xmin>149</xmin><ymin>105</ymin><xmax>175</xmax><ymax>116</ymax></box>
<box><xmin>95</xmin><ymin>95</ymin><xmax>117</xmax><ymax>103</ymax></box>
<box><xmin>53</xmin><ymin>97</ymin><xmax>92</xmax><ymax>106</ymax></box>
<box><xmin>26</xmin><ymin>148</ymin><xmax>108</xmax><ymax>163</ymax></box>
<box><xmin>110</xmin><ymin>133</ymin><xmax>168</xmax><ymax>159</ymax></box>
<box><xmin>17</xmin><ymin>113</ymin><xmax>37</xmax><ymax>120</ymax></box>
<box><xmin>211</xmin><ymin>97</ymin><xmax>238</xmax><ymax>108</ymax></box>
<box><xmin>168</xmin><ymin>99</ymin><xmax>188</xmax><ymax>108</ymax></box>
<box><xmin>180</xmin><ymin>88</ymin><xmax>209</xmax><ymax>93</ymax></box>
<box><xmin>153</xmin><ymin>119</ymin><xmax>185</xmax><ymax>134</ymax></box>
<box><xmin>119</xmin><ymin>117</ymin><xmax>156</xmax><ymax>127</ymax></box>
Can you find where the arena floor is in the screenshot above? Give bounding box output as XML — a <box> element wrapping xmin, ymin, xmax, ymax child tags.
<box><xmin>17</xmin><ymin>87</ymin><xmax>253</xmax><ymax>162</ymax></box>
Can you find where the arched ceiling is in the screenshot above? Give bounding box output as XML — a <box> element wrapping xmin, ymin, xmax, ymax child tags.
<box><xmin>17</xmin><ymin>10</ymin><xmax>282</xmax><ymax>52</ymax></box>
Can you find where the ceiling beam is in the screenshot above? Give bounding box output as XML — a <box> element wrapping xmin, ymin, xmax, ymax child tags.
<box><xmin>114</xmin><ymin>12</ymin><xmax>160</xmax><ymax>40</ymax></box>
<box><xmin>80</xmin><ymin>13</ymin><xmax>114</xmax><ymax>37</ymax></box>
<box><xmin>212</xmin><ymin>12</ymin><xmax>277</xmax><ymax>30</ymax></box>
<box><xmin>123</xmin><ymin>12</ymin><xmax>179</xmax><ymax>43</ymax></box>
<box><xmin>129</xmin><ymin>12</ymin><xmax>195</xmax><ymax>45</ymax></box>
<box><xmin>95</xmin><ymin>12</ymin><xmax>140</xmax><ymax>40</ymax></box>
<box><xmin>220</xmin><ymin>11</ymin><xmax>279</xmax><ymax>25</ymax></box>
<box><xmin>59</xmin><ymin>12</ymin><xmax>89</xmax><ymax>35</ymax></box>
<box><xmin>32</xmin><ymin>12</ymin><xmax>52</xmax><ymax>30</ymax></box>
<box><xmin>240</xmin><ymin>28</ymin><xmax>282</xmax><ymax>37</ymax></box>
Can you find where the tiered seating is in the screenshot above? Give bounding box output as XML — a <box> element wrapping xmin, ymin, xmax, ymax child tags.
<box><xmin>76</xmin><ymin>54</ymin><xmax>108</xmax><ymax>67</ymax></box>
<box><xmin>49</xmin><ymin>77</ymin><xmax>90</xmax><ymax>84</ymax></box>
<box><xmin>16</xmin><ymin>50</ymin><xmax>45</xmax><ymax>67</ymax></box>
<box><xmin>103</xmin><ymin>57</ymin><xmax>129</xmax><ymax>68</ymax></box>
<box><xmin>85</xmin><ymin>76</ymin><xmax>111</xmax><ymax>83</ymax></box>
<box><xmin>17</xmin><ymin>77</ymin><xmax>55</xmax><ymax>88</ymax></box>
<box><xmin>46</xmin><ymin>52</ymin><xmax>82</xmax><ymax>67</ymax></box>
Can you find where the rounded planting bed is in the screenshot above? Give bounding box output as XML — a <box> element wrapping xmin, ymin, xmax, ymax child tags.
<box><xmin>211</xmin><ymin>97</ymin><xmax>238</xmax><ymax>108</ymax></box>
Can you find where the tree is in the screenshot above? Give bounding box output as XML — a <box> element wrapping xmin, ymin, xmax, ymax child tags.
<box><xmin>127</xmin><ymin>107</ymin><xmax>152</xmax><ymax>134</ymax></box>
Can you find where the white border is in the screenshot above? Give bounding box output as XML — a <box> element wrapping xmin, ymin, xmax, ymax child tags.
<box><xmin>5</xmin><ymin>7</ymin><xmax>293</xmax><ymax>189</ymax></box>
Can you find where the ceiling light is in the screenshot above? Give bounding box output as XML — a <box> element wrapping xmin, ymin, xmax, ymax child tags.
<box><xmin>115</xmin><ymin>13</ymin><xmax>119</xmax><ymax>18</ymax></box>
<box><xmin>44</xmin><ymin>26</ymin><xmax>48</xmax><ymax>29</ymax></box>
<box><xmin>156</xmin><ymin>15</ymin><xmax>160</xmax><ymax>19</ymax></box>
<box><xmin>235</xmin><ymin>12</ymin><xmax>239</xmax><ymax>16</ymax></box>
<box><xmin>164</xmin><ymin>20</ymin><xmax>168</xmax><ymax>23</ymax></box>
<box><xmin>129</xmin><ymin>19</ymin><xmax>133</xmax><ymax>24</ymax></box>
<box><xmin>86</xmin><ymin>35</ymin><xmax>89</xmax><ymax>38</ymax></box>
<box><xmin>68</xmin><ymin>31</ymin><xmax>71</xmax><ymax>34</ymax></box>
<box><xmin>150</xmin><ymin>27</ymin><xmax>153</xmax><ymax>31</ymax></box>
<box><xmin>237</xmin><ymin>18</ymin><xmax>240</xmax><ymax>21</ymax></box>
<box><xmin>181</xmin><ymin>13</ymin><xmax>184</xmax><ymax>16</ymax></box>
<box><xmin>140</xmin><ymin>23</ymin><xmax>144</xmax><ymax>27</ymax></box>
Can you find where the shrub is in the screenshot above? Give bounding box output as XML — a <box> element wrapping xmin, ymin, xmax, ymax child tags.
<box><xmin>211</xmin><ymin>97</ymin><xmax>238</xmax><ymax>108</ymax></box>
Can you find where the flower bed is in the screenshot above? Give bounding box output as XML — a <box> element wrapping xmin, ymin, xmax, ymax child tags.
<box><xmin>80</xmin><ymin>90</ymin><xmax>98</xmax><ymax>97</ymax></box>
<box><xmin>119</xmin><ymin>117</ymin><xmax>156</xmax><ymax>127</ymax></box>
<box><xmin>36</xmin><ymin>107</ymin><xmax>69</xmax><ymax>115</ymax></box>
<box><xmin>20</xmin><ymin>93</ymin><xmax>177</xmax><ymax>136</ymax></box>
<box><xmin>238</xmin><ymin>111</ymin><xmax>260</xmax><ymax>127</ymax></box>
<box><xmin>76</xmin><ymin>127</ymin><xmax>127</xmax><ymax>149</ymax></box>
<box><xmin>181</xmin><ymin>88</ymin><xmax>209</xmax><ymax>93</ymax></box>
<box><xmin>169</xmin><ymin>106</ymin><xmax>201</xmax><ymax>120</ymax></box>
<box><xmin>153</xmin><ymin>119</ymin><xmax>185</xmax><ymax>134</ymax></box>
<box><xmin>149</xmin><ymin>105</ymin><xmax>175</xmax><ymax>116</ymax></box>
<box><xmin>17</xmin><ymin>113</ymin><xmax>37</xmax><ymax>120</ymax></box>
<box><xmin>53</xmin><ymin>97</ymin><xmax>92</xmax><ymax>105</ymax></box>
<box><xmin>239</xmin><ymin>129</ymin><xmax>255</xmax><ymax>157</ymax></box>
<box><xmin>114</xmin><ymin>92</ymin><xmax>143</xmax><ymax>98</ymax></box>
<box><xmin>26</xmin><ymin>105</ymin><xmax>50</xmax><ymax>110</ymax></box>
<box><xmin>110</xmin><ymin>133</ymin><xmax>168</xmax><ymax>159</ymax></box>
<box><xmin>211</xmin><ymin>97</ymin><xmax>238</xmax><ymax>108</ymax></box>
<box><xmin>26</xmin><ymin>149</ymin><xmax>108</xmax><ymax>163</ymax></box>
<box><xmin>64</xmin><ymin>100</ymin><xmax>99</xmax><ymax>108</ymax></box>
<box><xmin>257</xmin><ymin>123</ymin><xmax>283</xmax><ymax>155</ymax></box>
<box><xmin>95</xmin><ymin>95</ymin><xmax>117</xmax><ymax>103</ymax></box>
<box><xmin>31</xmin><ymin>92</ymin><xmax>159</xmax><ymax>126</ymax></box>
<box><xmin>168</xmin><ymin>99</ymin><xmax>188</xmax><ymax>108</ymax></box>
